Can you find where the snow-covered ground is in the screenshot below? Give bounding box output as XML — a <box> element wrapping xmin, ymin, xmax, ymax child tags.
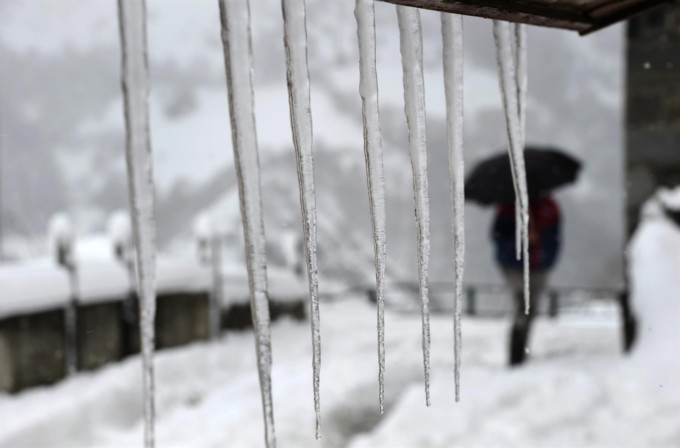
<box><xmin>0</xmin><ymin>296</ymin><xmax>676</xmax><ymax>448</ymax></box>
<box><xmin>0</xmin><ymin>192</ymin><xmax>678</xmax><ymax>447</ymax></box>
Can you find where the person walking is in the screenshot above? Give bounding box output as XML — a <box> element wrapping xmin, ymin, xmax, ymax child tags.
<box><xmin>492</xmin><ymin>195</ymin><xmax>562</xmax><ymax>366</ymax></box>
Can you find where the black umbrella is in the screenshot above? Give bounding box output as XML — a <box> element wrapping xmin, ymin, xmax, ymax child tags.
<box><xmin>465</xmin><ymin>146</ymin><xmax>582</xmax><ymax>205</ymax></box>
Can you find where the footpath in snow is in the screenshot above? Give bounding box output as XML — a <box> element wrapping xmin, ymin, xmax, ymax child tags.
<box><xmin>0</xmin><ymin>294</ymin><xmax>677</xmax><ymax>447</ymax></box>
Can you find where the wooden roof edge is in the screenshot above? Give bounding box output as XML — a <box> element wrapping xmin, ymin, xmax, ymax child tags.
<box><xmin>375</xmin><ymin>0</ymin><xmax>673</xmax><ymax>35</ymax></box>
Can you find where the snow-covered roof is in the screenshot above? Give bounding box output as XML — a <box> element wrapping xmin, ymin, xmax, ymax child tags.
<box><xmin>377</xmin><ymin>0</ymin><xmax>666</xmax><ymax>34</ymax></box>
<box><xmin>0</xmin><ymin>255</ymin><xmax>305</xmax><ymax>319</ymax></box>
<box><xmin>0</xmin><ymin>254</ymin><xmax>211</xmax><ymax>319</ymax></box>
<box><xmin>0</xmin><ymin>260</ymin><xmax>70</xmax><ymax>318</ymax></box>
<box><xmin>221</xmin><ymin>265</ymin><xmax>308</xmax><ymax>305</ymax></box>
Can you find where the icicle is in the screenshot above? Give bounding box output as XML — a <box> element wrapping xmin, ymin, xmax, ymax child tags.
<box><xmin>441</xmin><ymin>12</ymin><xmax>464</xmax><ymax>403</ymax></box>
<box><xmin>280</xmin><ymin>0</ymin><xmax>321</xmax><ymax>439</ymax></box>
<box><xmin>493</xmin><ymin>20</ymin><xmax>530</xmax><ymax>315</ymax></box>
<box><xmin>514</xmin><ymin>23</ymin><xmax>527</xmax><ymax>144</ymax></box>
<box><xmin>355</xmin><ymin>0</ymin><xmax>387</xmax><ymax>414</ymax></box>
<box><xmin>116</xmin><ymin>1</ymin><xmax>157</xmax><ymax>447</ymax></box>
<box><xmin>397</xmin><ymin>5</ymin><xmax>431</xmax><ymax>407</ymax></box>
<box><xmin>513</xmin><ymin>24</ymin><xmax>527</xmax><ymax>263</ymax></box>
<box><xmin>218</xmin><ymin>1</ymin><xmax>276</xmax><ymax>447</ymax></box>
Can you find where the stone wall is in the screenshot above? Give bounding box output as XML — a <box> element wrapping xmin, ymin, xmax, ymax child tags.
<box><xmin>0</xmin><ymin>291</ymin><xmax>306</xmax><ymax>393</ymax></box>
<box><xmin>626</xmin><ymin>6</ymin><xmax>680</xmax><ymax>234</ymax></box>
<box><xmin>0</xmin><ymin>310</ymin><xmax>66</xmax><ymax>393</ymax></box>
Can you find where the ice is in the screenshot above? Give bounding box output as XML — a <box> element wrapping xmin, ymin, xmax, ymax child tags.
<box><xmin>217</xmin><ymin>0</ymin><xmax>276</xmax><ymax>446</ymax></box>
<box><xmin>514</xmin><ymin>24</ymin><xmax>527</xmax><ymax>263</ymax></box>
<box><xmin>514</xmin><ymin>24</ymin><xmax>527</xmax><ymax>148</ymax></box>
<box><xmin>440</xmin><ymin>12</ymin><xmax>464</xmax><ymax>402</ymax></box>
<box><xmin>117</xmin><ymin>0</ymin><xmax>158</xmax><ymax>446</ymax></box>
<box><xmin>107</xmin><ymin>210</ymin><xmax>133</xmax><ymax>250</ymax></box>
<box><xmin>354</xmin><ymin>0</ymin><xmax>387</xmax><ymax>414</ymax></box>
<box><xmin>280</xmin><ymin>0</ymin><xmax>322</xmax><ymax>438</ymax></box>
<box><xmin>396</xmin><ymin>5</ymin><xmax>431</xmax><ymax>407</ymax></box>
<box><xmin>492</xmin><ymin>20</ymin><xmax>530</xmax><ymax>314</ymax></box>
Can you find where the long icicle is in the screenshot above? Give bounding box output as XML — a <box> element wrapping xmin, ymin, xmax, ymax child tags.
<box><xmin>493</xmin><ymin>20</ymin><xmax>530</xmax><ymax>314</ymax></box>
<box><xmin>280</xmin><ymin>0</ymin><xmax>321</xmax><ymax>439</ymax></box>
<box><xmin>218</xmin><ymin>1</ymin><xmax>276</xmax><ymax>446</ymax></box>
<box><xmin>514</xmin><ymin>24</ymin><xmax>529</xmax><ymax>313</ymax></box>
<box><xmin>441</xmin><ymin>12</ymin><xmax>464</xmax><ymax>403</ymax></box>
<box><xmin>397</xmin><ymin>5</ymin><xmax>431</xmax><ymax>407</ymax></box>
<box><xmin>355</xmin><ymin>0</ymin><xmax>387</xmax><ymax>414</ymax></box>
<box><xmin>513</xmin><ymin>23</ymin><xmax>527</xmax><ymax>261</ymax></box>
<box><xmin>116</xmin><ymin>1</ymin><xmax>157</xmax><ymax>446</ymax></box>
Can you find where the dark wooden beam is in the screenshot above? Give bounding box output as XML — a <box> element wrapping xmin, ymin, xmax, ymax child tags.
<box><xmin>375</xmin><ymin>0</ymin><xmax>672</xmax><ymax>35</ymax></box>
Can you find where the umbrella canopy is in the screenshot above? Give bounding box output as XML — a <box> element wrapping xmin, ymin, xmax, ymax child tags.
<box><xmin>465</xmin><ymin>146</ymin><xmax>581</xmax><ymax>206</ymax></box>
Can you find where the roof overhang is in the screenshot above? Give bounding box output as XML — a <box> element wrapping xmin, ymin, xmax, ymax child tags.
<box><xmin>376</xmin><ymin>0</ymin><xmax>671</xmax><ymax>34</ymax></box>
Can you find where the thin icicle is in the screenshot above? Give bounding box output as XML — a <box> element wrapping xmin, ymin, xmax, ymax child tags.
<box><xmin>116</xmin><ymin>1</ymin><xmax>156</xmax><ymax>446</ymax></box>
<box><xmin>513</xmin><ymin>24</ymin><xmax>527</xmax><ymax>262</ymax></box>
<box><xmin>355</xmin><ymin>0</ymin><xmax>387</xmax><ymax>414</ymax></box>
<box><xmin>218</xmin><ymin>1</ymin><xmax>276</xmax><ymax>447</ymax></box>
<box><xmin>280</xmin><ymin>0</ymin><xmax>321</xmax><ymax>439</ymax></box>
<box><xmin>514</xmin><ymin>23</ymin><xmax>527</xmax><ymax>144</ymax></box>
<box><xmin>493</xmin><ymin>20</ymin><xmax>530</xmax><ymax>315</ymax></box>
<box><xmin>441</xmin><ymin>12</ymin><xmax>464</xmax><ymax>403</ymax></box>
<box><xmin>397</xmin><ymin>5</ymin><xmax>431</xmax><ymax>408</ymax></box>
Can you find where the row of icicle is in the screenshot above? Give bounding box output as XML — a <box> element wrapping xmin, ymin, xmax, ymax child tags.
<box><xmin>115</xmin><ymin>0</ymin><xmax>529</xmax><ymax>446</ymax></box>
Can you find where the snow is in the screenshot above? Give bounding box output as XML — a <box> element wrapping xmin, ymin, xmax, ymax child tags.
<box><xmin>221</xmin><ymin>265</ymin><xmax>307</xmax><ymax>305</ymax></box>
<box><xmin>628</xmin><ymin>189</ymin><xmax>680</xmax><ymax>364</ymax></box>
<box><xmin>0</xmin><ymin>249</ymin><xmax>307</xmax><ymax>320</ymax></box>
<box><xmin>397</xmin><ymin>5</ymin><xmax>431</xmax><ymax>408</ymax></box>
<box><xmin>0</xmin><ymin>294</ymin><xmax>676</xmax><ymax>448</ymax></box>
<box><xmin>192</xmin><ymin>213</ymin><xmax>213</xmax><ymax>242</ymax></box>
<box><xmin>218</xmin><ymin>0</ymin><xmax>276</xmax><ymax>445</ymax></box>
<box><xmin>47</xmin><ymin>213</ymin><xmax>74</xmax><ymax>253</ymax></box>
<box><xmin>355</xmin><ymin>0</ymin><xmax>388</xmax><ymax>420</ymax></box>
<box><xmin>0</xmin><ymin>260</ymin><xmax>70</xmax><ymax>318</ymax></box>
<box><xmin>441</xmin><ymin>12</ymin><xmax>465</xmax><ymax>402</ymax></box>
<box><xmin>281</xmin><ymin>0</ymin><xmax>322</xmax><ymax>436</ymax></box>
<box><xmin>107</xmin><ymin>211</ymin><xmax>131</xmax><ymax>245</ymax></box>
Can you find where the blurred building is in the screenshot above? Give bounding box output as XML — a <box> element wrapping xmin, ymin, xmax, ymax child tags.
<box><xmin>626</xmin><ymin>4</ymin><xmax>680</xmax><ymax>234</ymax></box>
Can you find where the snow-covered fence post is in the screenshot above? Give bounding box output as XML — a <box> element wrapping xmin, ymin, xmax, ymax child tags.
<box><xmin>548</xmin><ymin>290</ymin><xmax>560</xmax><ymax>318</ymax></box>
<box><xmin>108</xmin><ymin>211</ymin><xmax>137</xmax><ymax>354</ymax></box>
<box><xmin>217</xmin><ymin>0</ymin><xmax>276</xmax><ymax>445</ymax></box>
<box><xmin>465</xmin><ymin>287</ymin><xmax>476</xmax><ymax>316</ymax></box>
<box><xmin>193</xmin><ymin>214</ymin><xmax>222</xmax><ymax>340</ymax></box>
<box><xmin>116</xmin><ymin>0</ymin><xmax>158</xmax><ymax>446</ymax></box>
<box><xmin>48</xmin><ymin>213</ymin><xmax>78</xmax><ymax>375</ymax></box>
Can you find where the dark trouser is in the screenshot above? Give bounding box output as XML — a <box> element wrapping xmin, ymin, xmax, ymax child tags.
<box><xmin>503</xmin><ymin>269</ymin><xmax>547</xmax><ymax>366</ymax></box>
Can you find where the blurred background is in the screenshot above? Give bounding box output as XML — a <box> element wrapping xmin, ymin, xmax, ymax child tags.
<box><xmin>0</xmin><ymin>1</ymin><xmax>678</xmax><ymax>447</ymax></box>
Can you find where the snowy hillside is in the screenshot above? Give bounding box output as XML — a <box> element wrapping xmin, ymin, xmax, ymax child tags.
<box><xmin>0</xmin><ymin>0</ymin><xmax>625</xmax><ymax>287</ymax></box>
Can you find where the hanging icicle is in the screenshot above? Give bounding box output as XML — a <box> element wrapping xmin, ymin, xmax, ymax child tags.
<box><xmin>355</xmin><ymin>0</ymin><xmax>388</xmax><ymax>415</ymax></box>
<box><xmin>511</xmin><ymin>23</ymin><xmax>527</xmax><ymax>262</ymax></box>
<box><xmin>492</xmin><ymin>20</ymin><xmax>530</xmax><ymax>314</ymax></box>
<box><xmin>218</xmin><ymin>1</ymin><xmax>276</xmax><ymax>447</ymax></box>
<box><xmin>280</xmin><ymin>0</ymin><xmax>322</xmax><ymax>439</ymax></box>
<box><xmin>116</xmin><ymin>0</ymin><xmax>157</xmax><ymax>446</ymax></box>
<box><xmin>397</xmin><ymin>5</ymin><xmax>432</xmax><ymax>408</ymax></box>
<box><xmin>441</xmin><ymin>12</ymin><xmax>464</xmax><ymax>402</ymax></box>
